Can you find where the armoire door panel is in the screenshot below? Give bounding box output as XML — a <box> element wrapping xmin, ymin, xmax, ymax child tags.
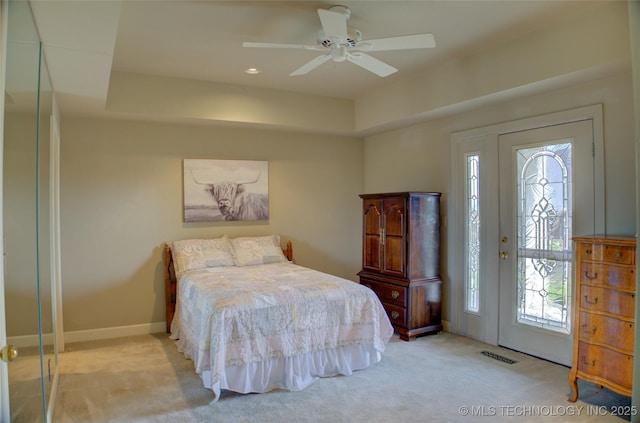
<box><xmin>382</xmin><ymin>197</ymin><xmax>405</xmax><ymax>276</ymax></box>
<box><xmin>384</xmin><ymin>237</ymin><xmax>404</xmax><ymax>275</ymax></box>
<box><xmin>383</xmin><ymin>199</ymin><xmax>404</xmax><ymax>237</ymax></box>
<box><xmin>363</xmin><ymin>200</ymin><xmax>382</xmax><ymax>272</ymax></box>
<box><xmin>364</xmin><ymin>236</ymin><xmax>381</xmax><ymax>269</ymax></box>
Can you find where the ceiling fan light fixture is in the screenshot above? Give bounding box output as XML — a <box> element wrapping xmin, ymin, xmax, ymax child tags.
<box><xmin>328</xmin><ymin>5</ymin><xmax>351</xmax><ymax>20</ymax></box>
<box><xmin>330</xmin><ymin>45</ymin><xmax>347</xmax><ymax>62</ymax></box>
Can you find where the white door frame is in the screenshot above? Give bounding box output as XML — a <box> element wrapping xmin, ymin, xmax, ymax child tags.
<box><xmin>448</xmin><ymin>104</ymin><xmax>605</xmax><ymax>345</ymax></box>
<box><xmin>47</xmin><ymin>111</ymin><xmax>62</xmax><ymax>422</ymax></box>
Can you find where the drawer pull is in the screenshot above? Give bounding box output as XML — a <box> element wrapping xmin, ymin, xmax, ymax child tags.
<box><xmin>584</xmin><ymin>296</ymin><xmax>598</xmax><ymax>305</ymax></box>
<box><xmin>581</xmin><ymin>324</ymin><xmax>597</xmax><ymax>335</ymax></box>
<box><xmin>581</xmin><ymin>356</ymin><xmax>596</xmax><ymax>367</ymax></box>
<box><xmin>584</xmin><ymin>271</ymin><xmax>598</xmax><ymax>280</ymax></box>
<box><xmin>391</xmin><ymin>290</ymin><xmax>400</xmax><ymax>299</ymax></box>
<box><xmin>615</xmin><ymin>252</ymin><xmax>622</xmax><ymax>259</ymax></box>
<box><xmin>391</xmin><ymin>311</ymin><xmax>400</xmax><ymax>319</ymax></box>
<box><xmin>585</xmin><ymin>249</ymin><xmax>592</xmax><ymax>255</ymax></box>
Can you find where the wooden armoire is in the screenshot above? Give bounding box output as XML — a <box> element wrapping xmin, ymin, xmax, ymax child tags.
<box><xmin>358</xmin><ymin>192</ymin><xmax>442</xmax><ymax>341</ymax></box>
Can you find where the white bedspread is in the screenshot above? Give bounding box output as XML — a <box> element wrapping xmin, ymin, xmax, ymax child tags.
<box><xmin>170</xmin><ymin>262</ymin><xmax>393</xmax><ymax>400</ymax></box>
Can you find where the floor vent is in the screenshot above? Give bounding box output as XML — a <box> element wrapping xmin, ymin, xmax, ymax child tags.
<box><xmin>480</xmin><ymin>350</ymin><xmax>517</xmax><ymax>364</ymax></box>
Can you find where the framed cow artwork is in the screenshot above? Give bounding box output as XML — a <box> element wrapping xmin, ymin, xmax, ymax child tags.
<box><xmin>183</xmin><ymin>159</ymin><xmax>269</xmax><ymax>222</ymax></box>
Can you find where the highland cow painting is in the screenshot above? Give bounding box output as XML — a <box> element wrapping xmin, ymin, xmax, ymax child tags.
<box><xmin>183</xmin><ymin>159</ymin><xmax>269</xmax><ymax>222</ymax></box>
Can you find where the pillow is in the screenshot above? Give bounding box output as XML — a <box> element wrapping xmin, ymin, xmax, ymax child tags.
<box><xmin>230</xmin><ymin>235</ymin><xmax>288</xmax><ymax>266</ymax></box>
<box><xmin>171</xmin><ymin>235</ymin><xmax>234</xmax><ymax>279</ymax></box>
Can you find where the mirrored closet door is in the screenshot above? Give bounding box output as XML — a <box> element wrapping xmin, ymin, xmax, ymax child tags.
<box><xmin>3</xmin><ymin>0</ymin><xmax>57</xmax><ymax>421</ymax></box>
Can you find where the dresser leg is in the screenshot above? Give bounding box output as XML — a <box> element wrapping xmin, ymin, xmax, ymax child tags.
<box><xmin>567</xmin><ymin>373</ymin><xmax>579</xmax><ymax>402</ymax></box>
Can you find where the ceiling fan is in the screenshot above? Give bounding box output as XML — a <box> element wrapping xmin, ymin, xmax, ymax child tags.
<box><xmin>242</xmin><ymin>5</ymin><xmax>435</xmax><ymax>77</ymax></box>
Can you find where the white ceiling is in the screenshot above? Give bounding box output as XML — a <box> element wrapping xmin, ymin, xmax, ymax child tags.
<box><xmin>27</xmin><ymin>0</ymin><xmax>593</xmax><ymax>120</ymax></box>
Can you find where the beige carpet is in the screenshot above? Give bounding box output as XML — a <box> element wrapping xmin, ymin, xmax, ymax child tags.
<box><xmin>50</xmin><ymin>332</ymin><xmax>629</xmax><ymax>422</ymax></box>
<box><xmin>9</xmin><ymin>346</ymin><xmax>46</xmax><ymax>423</ymax></box>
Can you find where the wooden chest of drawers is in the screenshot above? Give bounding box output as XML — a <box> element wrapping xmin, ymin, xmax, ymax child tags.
<box><xmin>568</xmin><ymin>235</ymin><xmax>636</xmax><ymax>401</ymax></box>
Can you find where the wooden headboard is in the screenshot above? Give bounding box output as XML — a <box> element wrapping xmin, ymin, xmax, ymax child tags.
<box><xmin>164</xmin><ymin>240</ymin><xmax>294</xmax><ymax>333</ymax></box>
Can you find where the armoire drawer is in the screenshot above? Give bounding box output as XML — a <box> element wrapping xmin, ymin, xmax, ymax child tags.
<box><xmin>360</xmin><ymin>278</ymin><xmax>407</xmax><ymax>307</ymax></box>
<box><xmin>382</xmin><ymin>302</ymin><xmax>407</xmax><ymax>328</ymax></box>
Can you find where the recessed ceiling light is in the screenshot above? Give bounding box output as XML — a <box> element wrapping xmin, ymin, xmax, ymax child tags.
<box><xmin>245</xmin><ymin>67</ymin><xmax>261</xmax><ymax>75</ymax></box>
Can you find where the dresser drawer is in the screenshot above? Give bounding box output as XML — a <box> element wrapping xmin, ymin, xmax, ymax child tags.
<box><xmin>578</xmin><ymin>312</ymin><xmax>634</xmax><ymax>353</ymax></box>
<box><xmin>580</xmin><ymin>286</ymin><xmax>635</xmax><ymax>318</ymax></box>
<box><xmin>360</xmin><ymin>278</ymin><xmax>407</xmax><ymax>307</ymax></box>
<box><xmin>577</xmin><ymin>341</ymin><xmax>633</xmax><ymax>389</ymax></box>
<box><xmin>579</xmin><ymin>243</ymin><xmax>634</xmax><ymax>265</ymax></box>
<box><xmin>578</xmin><ymin>262</ymin><xmax>636</xmax><ymax>290</ymax></box>
<box><xmin>603</xmin><ymin>244</ymin><xmax>635</xmax><ymax>265</ymax></box>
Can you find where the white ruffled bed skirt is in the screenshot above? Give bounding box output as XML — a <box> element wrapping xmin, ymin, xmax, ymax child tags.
<box><xmin>201</xmin><ymin>343</ymin><xmax>383</xmax><ymax>402</ymax></box>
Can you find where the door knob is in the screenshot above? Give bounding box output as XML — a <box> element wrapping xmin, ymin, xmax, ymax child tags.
<box><xmin>0</xmin><ymin>345</ymin><xmax>18</xmax><ymax>363</ymax></box>
<box><xmin>500</xmin><ymin>251</ymin><xmax>509</xmax><ymax>260</ymax></box>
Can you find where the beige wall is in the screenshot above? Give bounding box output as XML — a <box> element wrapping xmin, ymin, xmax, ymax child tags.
<box><xmin>59</xmin><ymin>118</ymin><xmax>363</xmax><ymax>332</ymax></box>
<box><xmin>4</xmin><ymin>112</ymin><xmax>39</xmax><ymax>336</ymax></box>
<box><xmin>58</xmin><ymin>70</ymin><xmax>636</xmax><ymax>335</ymax></box>
<box><xmin>363</xmin><ymin>70</ymin><xmax>636</xmax><ymax>322</ymax></box>
<box><xmin>47</xmin><ymin>0</ymin><xmax>635</xmax><ymax>337</ymax></box>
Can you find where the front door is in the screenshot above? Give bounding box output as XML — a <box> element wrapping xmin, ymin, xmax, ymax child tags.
<box><xmin>497</xmin><ymin>120</ymin><xmax>595</xmax><ymax>366</ymax></box>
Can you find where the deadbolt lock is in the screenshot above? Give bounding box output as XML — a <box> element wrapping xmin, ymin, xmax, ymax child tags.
<box><xmin>500</xmin><ymin>251</ymin><xmax>509</xmax><ymax>260</ymax></box>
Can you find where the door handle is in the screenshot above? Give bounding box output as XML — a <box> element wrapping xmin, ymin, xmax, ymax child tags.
<box><xmin>500</xmin><ymin>251</ymin><xmax>509</xmax><ymax>260</ymax></box>
<box><xmin>0</xmin><ymin>345</ymin><xmax>18</xmax><ymax>363</ymax></box>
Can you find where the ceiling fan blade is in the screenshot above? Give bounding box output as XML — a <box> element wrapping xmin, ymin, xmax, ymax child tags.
<box><xmin>290</xmin><ymin>54</ymin><xmax>332</xmax><ymax>76</ymax></box>
<box><xmin>347</xmin><ymin>53</ymin><xmax>397</xmax><ymax>77</ymax></box>
<box><xmin>356</xmin><ymin>33</ymin><xmax>436</xmax><ymax>52</ymax></box>
<box><xmin>243</xmin><ymin>42</ymin><xmax>324</xmax><ymax>51</ymax></box>
<box><xmin>317</xmin><ymin>8</ymin><xmax>348</xmax><ymax>42</ymax></box>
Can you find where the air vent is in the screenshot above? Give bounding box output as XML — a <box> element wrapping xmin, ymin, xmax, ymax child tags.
<box><xmin>480</xmin><ymin>350</ymin><xmax>517</xmax><ymax>364</ymax></box>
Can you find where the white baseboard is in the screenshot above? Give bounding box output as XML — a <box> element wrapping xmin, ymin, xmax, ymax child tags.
<box><xmin>7</xmin><ymin>333</ymin><xmax>55</xmax><ymax>349</ymax></box>
<box><xmin>8</xmin><ymin>321</ymin><xmax>167</xmax><ymax>348</ymax></box>
<box><xmin>64</xmin><ymin>321</ymin><xmax>167</xmax><ymax>344</ymax></box>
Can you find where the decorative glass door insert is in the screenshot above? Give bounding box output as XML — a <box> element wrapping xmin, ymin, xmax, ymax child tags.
<box><xmin>516</xmin><ymin>142</ymin><xmax>572</xmax><ymax>333</ymax></box>
<box><xmin>465</xmin><ymin>153</ymin><xmax>480</xmax><ymax>313</ymax></box>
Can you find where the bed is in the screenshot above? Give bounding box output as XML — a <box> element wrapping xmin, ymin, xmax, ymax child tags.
<box><xmin>164</xmin><ymin>234</ymin><xmax>394</xmax><ymax>401</ymax></box>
